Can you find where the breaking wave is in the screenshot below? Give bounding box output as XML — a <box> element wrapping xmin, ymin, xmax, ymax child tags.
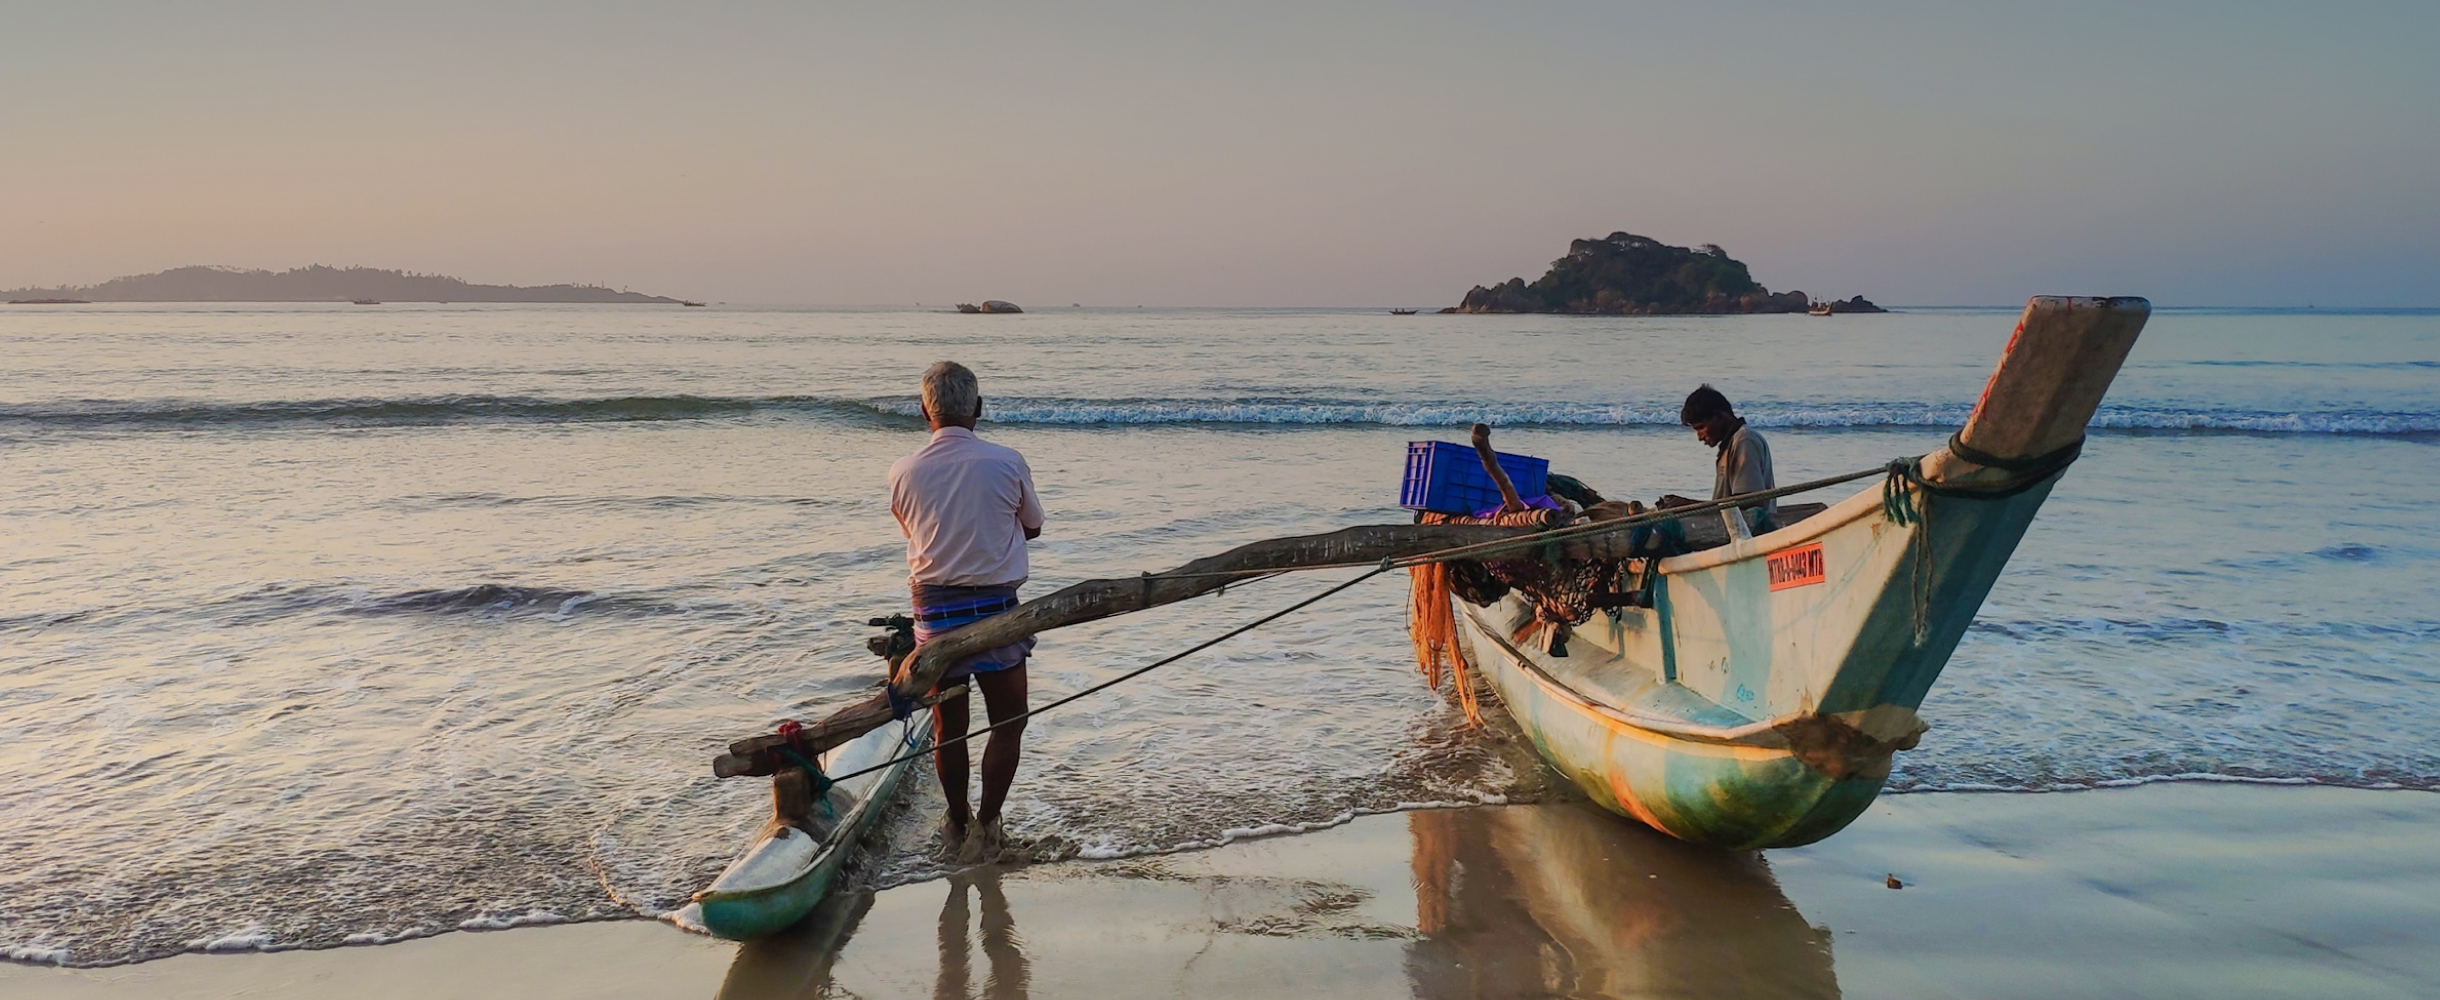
<box><xmin>5</xmin><ymin>395</ymin><xmax>2437</xmax><ymax>435</ymax></box>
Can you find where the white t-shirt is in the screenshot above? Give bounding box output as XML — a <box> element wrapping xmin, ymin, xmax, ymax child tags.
<box><xmin>887</xmin><ymin>426</ymin><xmax>1045</xmax><ymax>587</ymax></box>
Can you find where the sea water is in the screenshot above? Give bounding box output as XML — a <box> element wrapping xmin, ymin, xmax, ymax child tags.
<box><xmin>2</xmin><ymin>303</ymin><xmax>2433</xmax><ymax>965</ymax></box>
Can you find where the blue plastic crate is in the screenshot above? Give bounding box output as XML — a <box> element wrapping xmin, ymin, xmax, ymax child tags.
<box><xmin>1401</xmin><ymin>440</ymin><xmax>1550</xmax><ymax>514</ymax></box>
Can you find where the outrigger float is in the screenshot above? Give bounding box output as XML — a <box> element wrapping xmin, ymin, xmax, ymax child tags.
<box><xmin>697</xmin><ymin>296</ymin><xmax>2148</xmax><ymax>936</ymax></box>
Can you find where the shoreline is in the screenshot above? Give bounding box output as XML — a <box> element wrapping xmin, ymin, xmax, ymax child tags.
<box><xmin>8</xmin><ymin>782</ymin><xmax>2439</xmax><ymax>998</ymax></box>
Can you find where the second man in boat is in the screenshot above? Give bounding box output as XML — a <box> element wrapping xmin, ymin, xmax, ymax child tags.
<box><xmin>1660</xmin><ymin>384</ymin><xmax>1777</xmax><ymax>531</ymax></box>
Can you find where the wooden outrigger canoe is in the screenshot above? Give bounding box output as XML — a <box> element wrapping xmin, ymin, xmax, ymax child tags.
<box><xmin>703</xmin><ymin>296</ymin><xmax>2147</xmax><ymax>908</ymax></box>
<box><xmin>673</xmin><ymin>714</ymin><xmax>930</xmax><ymax>940</ymax></box>
<box><xmin>1452</xmin><ymin>296</ymin><xmax>2148</xmax><ymax>849</ymax></box>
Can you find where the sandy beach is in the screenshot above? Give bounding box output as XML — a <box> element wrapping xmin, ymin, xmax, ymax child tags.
<box><xmin>8</xmin><ymin>782</ymin><xmax>2436</xmax><ymax>999</ymax></box>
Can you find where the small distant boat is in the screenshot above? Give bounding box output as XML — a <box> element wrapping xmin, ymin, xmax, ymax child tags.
<box><xmin>1807</xmin><ymin>302</ymin><xmax>1834</xmax><ymax>316</ymax></box>
<box><xmin>681</xmin><ymin>300</ymin><xmax>707</xmax><ymax>307</ymax></box>
<box><xmin>1390</xmin><ymin>308</ymin><xmax>1419</xmax><ymax>315</ymax></box>
<box><xmin>7</xmin><ymin>298</ymin><xmax>89</xmax><ymax>304</ymax></box>
<box><xmin>956</xmin><ymin>300</ymin><xmax>1023</xmax><ymax>314</ymax></box>
<box><xmin>674</xmin><ymin>713</ymin><xmax>930</xmax><ymax>940</ymax></box>
<box><xmin>352</xmin><ymin>299</ymin><xmax>381</xmax><ymax>305</ymax></box>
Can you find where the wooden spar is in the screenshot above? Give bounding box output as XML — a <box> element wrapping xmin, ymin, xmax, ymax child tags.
<box><xmin>714</xmin><ymin>685</ymin><xmax>965</xmax><ymax>778</ymax></box>
<box><xmin>1929</xmin><ymin>295</ymin><xmax>2148</xmax><ymax>482</ymax></box>
<box><xmin>1470</xmin><ymin>423</ymin><xmax>1527</xmax><ymax>513</ymax></box>
<box><xmin>714</xmin><ymin>521</ymin><xmax>1543</xmax><ymax>775</ymax></box>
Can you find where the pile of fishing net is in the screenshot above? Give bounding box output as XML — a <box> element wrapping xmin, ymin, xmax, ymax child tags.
<box><xmin>1406</xmin><ymin>473</ymin><xmax>1685</xmax><ymax>724</ymax></box>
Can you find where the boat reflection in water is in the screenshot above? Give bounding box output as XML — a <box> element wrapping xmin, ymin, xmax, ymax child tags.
<box><xmin>712</xmin><ymin>802</ymin><xmax>1835</xmax><ymax>999</ymax></box>
<box><xmin>715</xmin><ymin>869</ymin><xmax>1031</xmax><ymax>1000</ymax></box>
<box><xmin>1408</xmin><ymin>804</ymin><xmax>1839</xmax><ymax>999</ymax></box>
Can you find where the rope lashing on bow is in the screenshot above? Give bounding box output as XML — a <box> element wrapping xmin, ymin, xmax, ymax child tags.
<box><xmin>772</xmin><ymin>720</ymin><xmax>837</xmax><ymax>807</ymax></box>
<box><xmin>1880</xmin><ymin>433</ymin><xmax>2087</xmax><ymax>645</ymax></box>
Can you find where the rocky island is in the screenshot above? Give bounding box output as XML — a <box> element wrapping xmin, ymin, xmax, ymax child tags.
<box><xmin>0</xmin><ymin>265</ymin><xmax>683</xmax><ymax>304</ymax></box>
<box><xmin>1452</xmin><ymin>232</ymin><xmax>1881</xmax><ymax>315</ymax></box>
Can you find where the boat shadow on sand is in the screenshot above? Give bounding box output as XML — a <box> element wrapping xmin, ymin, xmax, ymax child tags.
<box><xmin>712</xmin><ymin>801</ymin><xmax>1837</xmax><ymax>999</ymax></box>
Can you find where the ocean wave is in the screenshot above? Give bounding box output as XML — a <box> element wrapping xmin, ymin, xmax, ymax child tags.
<box><xmin>1886</xmin><ymin>773</ymin><xmax>2440</xmax><ymax>794</ymax></box>
<box><xmin>218</xmin><ymin>582</ymin><xmax>727</xmax><ymax>623</ymax></box>
<box><xmin>0</xmin><ymin>395</ymin><xmax>816</xmax><ymax>427</ymax></box>
<box><xmin>1966</xmin><ymin>616</ymin><xmax>2440</xmax><ymax>644</ymax></box>
<box><xmin>5</xmin><ymin>394</ymin><xmax>2436</xmax><ymax>435</ymax></box>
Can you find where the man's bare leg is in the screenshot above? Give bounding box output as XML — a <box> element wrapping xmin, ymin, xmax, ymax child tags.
<box><xmin>930</xmin><ymin>681</ymin><xmax>972</xmax><ymax>844</ymax></box>
<box><xmin>973</xmin><ymin>665</ymin><xmax>1029</xmax><ymax>829</ymax></box>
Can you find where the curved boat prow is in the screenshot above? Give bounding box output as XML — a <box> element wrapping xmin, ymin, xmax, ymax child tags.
<box><xmin>1453</xmin><ymin>296</ymin><xmax>2149</xmax><ymax>849</ymax></box>
<box><xmin>1933</xmin><ymin>295</ymin><xmax>2149</xmax><ymax>481</ymax></box>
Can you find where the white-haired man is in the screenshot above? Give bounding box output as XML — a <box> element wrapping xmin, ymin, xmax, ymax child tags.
<box><xmin>887</xmin><ymin>361</ymin><xmax>1044</xmax><ymax>862</ymax></box>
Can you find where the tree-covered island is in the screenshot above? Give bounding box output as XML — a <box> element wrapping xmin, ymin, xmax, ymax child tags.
<box><xmin>1453</xmin><ymin>232</ymin><xmax>1881</xmax><ymax>315</ymax></box>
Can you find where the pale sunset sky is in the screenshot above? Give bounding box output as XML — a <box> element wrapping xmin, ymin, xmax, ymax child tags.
<box><xmin>5</xmin><ymin>1</ymin><xmax>2435</xmax><ymax>306</ymax></box>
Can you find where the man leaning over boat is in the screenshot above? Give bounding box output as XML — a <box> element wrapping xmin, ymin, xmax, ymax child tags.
<box><xmin>888</xmin><ymin>361</ymin><xmax>1044</xmax><ymax>863</ymax></box>
<box><xmin>1659</xmin><ymin>384</ymin><xmax>1777</xmax><ymax>532</ymax></box>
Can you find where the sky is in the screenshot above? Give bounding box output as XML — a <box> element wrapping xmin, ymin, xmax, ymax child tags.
<box><xmin>5</xmin><ymin>1</ymin><xmax>2436</xmax><ymax>307</ymax></box>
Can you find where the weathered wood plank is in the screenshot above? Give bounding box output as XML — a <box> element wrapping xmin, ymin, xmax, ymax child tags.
<box><xmin>711</xmin><ymin>502</ymin><xmax>1841</xmax><ymax>776</ymax></box>
<box><xmin>712</xmin><ymin>522</ymin><xmax>1541</xmax><ymax>774</ymax></box>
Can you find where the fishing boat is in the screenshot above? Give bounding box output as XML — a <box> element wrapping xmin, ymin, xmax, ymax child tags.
<box><xmin>1390</xmin><ymin>308</ymin><xmax>1419</xmax><ymax>315</ymax></box>
<box><xmin>701</xmin><ymin>296</ymin><xmax>2146</xmax><ymax>911</ymax></box>
<box><xmin>673</xmin><ymin>712</ymin><xmax>930</xmax><ymax>940</ymax></box>
<box><xmin>1806</xmin><ymin>301</ymin><xmax>1834</xmax><ymax>316</ymax></box>
<box><xmin>1447</xmin><ymin>296</ymin><xmax>2148</xmax><ymax>848</ymax></box>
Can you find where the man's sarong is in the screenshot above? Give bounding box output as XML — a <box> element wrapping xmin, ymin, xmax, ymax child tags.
<box><xmin>910</xmin><ymin>583</ymin><xmax>1033</xmax><ymax>682</ymax></box>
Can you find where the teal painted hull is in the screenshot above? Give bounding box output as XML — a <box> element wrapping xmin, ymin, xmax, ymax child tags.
<box><xmin>682</xmin><ymin>719</ymin><xmax>930</xmax><ymax>941</ymax></box>
<box><xmin>1460</xmin><ymin>476</ymin><xmax>2060</xmax><ymax>850</ymax></box>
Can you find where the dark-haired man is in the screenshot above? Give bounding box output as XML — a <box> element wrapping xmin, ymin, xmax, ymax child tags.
<box><xmin>1658</xmin><ymin>384</ymin><xmax>1776</xmax><ymax>531</ymax></box>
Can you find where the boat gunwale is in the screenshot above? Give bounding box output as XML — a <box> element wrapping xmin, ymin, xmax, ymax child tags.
<box><xmin>1652</xmin><ymin>477</ymin><xmax>1892</xmax><ymax>576</ymax></box>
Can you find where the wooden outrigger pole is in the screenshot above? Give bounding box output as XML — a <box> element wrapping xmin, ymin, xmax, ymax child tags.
<box><xmin>713</xmin><ymin>521</ymin><xmax>1549</xmax><ymax>777</ymax></box>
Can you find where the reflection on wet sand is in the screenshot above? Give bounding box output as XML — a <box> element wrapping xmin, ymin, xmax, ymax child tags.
<box><xmin>711</xmin><ymin>885</ymin><xmax>872</xmax><ymax>1000</ymax></box>
<box><xmin>932</xmin><ymin>872</ymin><xmax>1029</xmax><ymax>1000</ymax></box>
<box><xmin>1409</xmin><ymin>804</ymin><xmax>1840</xmax><ymax>999</ymax></box>
<box><xmin>710</xmin><ymin>803</ymin><xmax>1836</xmax><ymax>999</ymax></box>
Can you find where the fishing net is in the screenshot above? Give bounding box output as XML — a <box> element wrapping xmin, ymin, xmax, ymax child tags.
<box><xmin>1405</xmin><ymin>502</ymin><xmax>1633</xmax><ymax>725</ymax></box>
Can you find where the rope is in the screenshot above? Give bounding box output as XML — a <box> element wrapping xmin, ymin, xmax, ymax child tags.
<box><xmin>821</xmin><ymin>563</ymin><xmax>1397</xmax><ymax>785</ymax></box>
<box><xmin>1878</xmin><ymin>435</ymin><xmax>2086</xmax><ymax>644</ymax></box>
<box><xmin>801</xmin><ymin>436</ymin><xmax>2090</xmax><ymax>784</ymax></box>
<box><xmin>1880</xmin><ymin>458</ymin><xmax>1935</xmax><ymax>645</ymax></box>
<box><xmin>772</xmin><ymin>720</ymin><xmax>839</xmax><ymax>815</ymax></box>
<box><xmin>1387</xmin><ymin>465</ymin><xmax>1893</xmax><ymax>569</ymax></box>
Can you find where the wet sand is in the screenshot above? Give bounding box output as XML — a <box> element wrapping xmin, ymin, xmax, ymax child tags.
<box><xmin>8</xmin><ymin>783</ymin><xmax>2438</xmax><ymax>999</ymax></box>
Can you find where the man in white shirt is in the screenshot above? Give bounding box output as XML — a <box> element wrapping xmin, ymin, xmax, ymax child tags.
<box><xmin>887</xmin><ymin>361</ymin><xmax>1045</xmax><ymax>863</ymax></box>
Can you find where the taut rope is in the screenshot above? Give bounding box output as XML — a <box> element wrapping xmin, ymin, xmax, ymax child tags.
<box><xmin>815</xmin><ymin>442</ymin><xmax>2084</xmax><ymax>784</ymax></box>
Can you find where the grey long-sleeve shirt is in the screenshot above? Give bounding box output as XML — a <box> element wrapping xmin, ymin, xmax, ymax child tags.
<box><xmin>1712</xmin><ymin>424</ymin><xmax>1777</xmax><ymax>520</ymax></box>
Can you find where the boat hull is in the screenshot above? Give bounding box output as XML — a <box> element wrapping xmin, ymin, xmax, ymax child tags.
<box><xmin>1464</xmin><ymin>618</ymin><xmax>1891</xmax><ymax>848</ymax></box>
<box><xmin>1458</xmin><ymin>473</ymin><xmax>2063</xmax><ymax>849</ymax></box>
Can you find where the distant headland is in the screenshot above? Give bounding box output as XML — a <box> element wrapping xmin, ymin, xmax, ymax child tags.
<box><xmin>1</xmin><ymin>265</ymin><xmax>684</xmax><ymax>304</ymax></box>
<box><xmin>1452</xmin><ymin>232</ymin><xmax>1881</xmax><ymax>315</ymax></box>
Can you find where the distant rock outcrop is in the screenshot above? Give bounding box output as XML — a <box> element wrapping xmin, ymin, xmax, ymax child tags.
<box><xmin>1818</xmin><ymin>295</ymin><xmax>1886</xmax><ymax>314</ymax></box>
<box><xmin>0</xmin><ymin>265</ymin><xmax>682</xmax><ymax>303</ymax></box>
<box><xmin>956</xmin><ymin>300</ymin><xmax>1023</xmax><ymax>314</ymax></box>
<box><xmin>1455</xmin><ymin>233</ymin><xmax>1869</xmax><ymax>316</ymax></box>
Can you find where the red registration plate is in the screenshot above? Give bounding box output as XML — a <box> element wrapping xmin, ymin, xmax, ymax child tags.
<box><xmin>1767</xmin><ymin>542</ymin><xmax>1826</xmax><ymax>591</ymax></box>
